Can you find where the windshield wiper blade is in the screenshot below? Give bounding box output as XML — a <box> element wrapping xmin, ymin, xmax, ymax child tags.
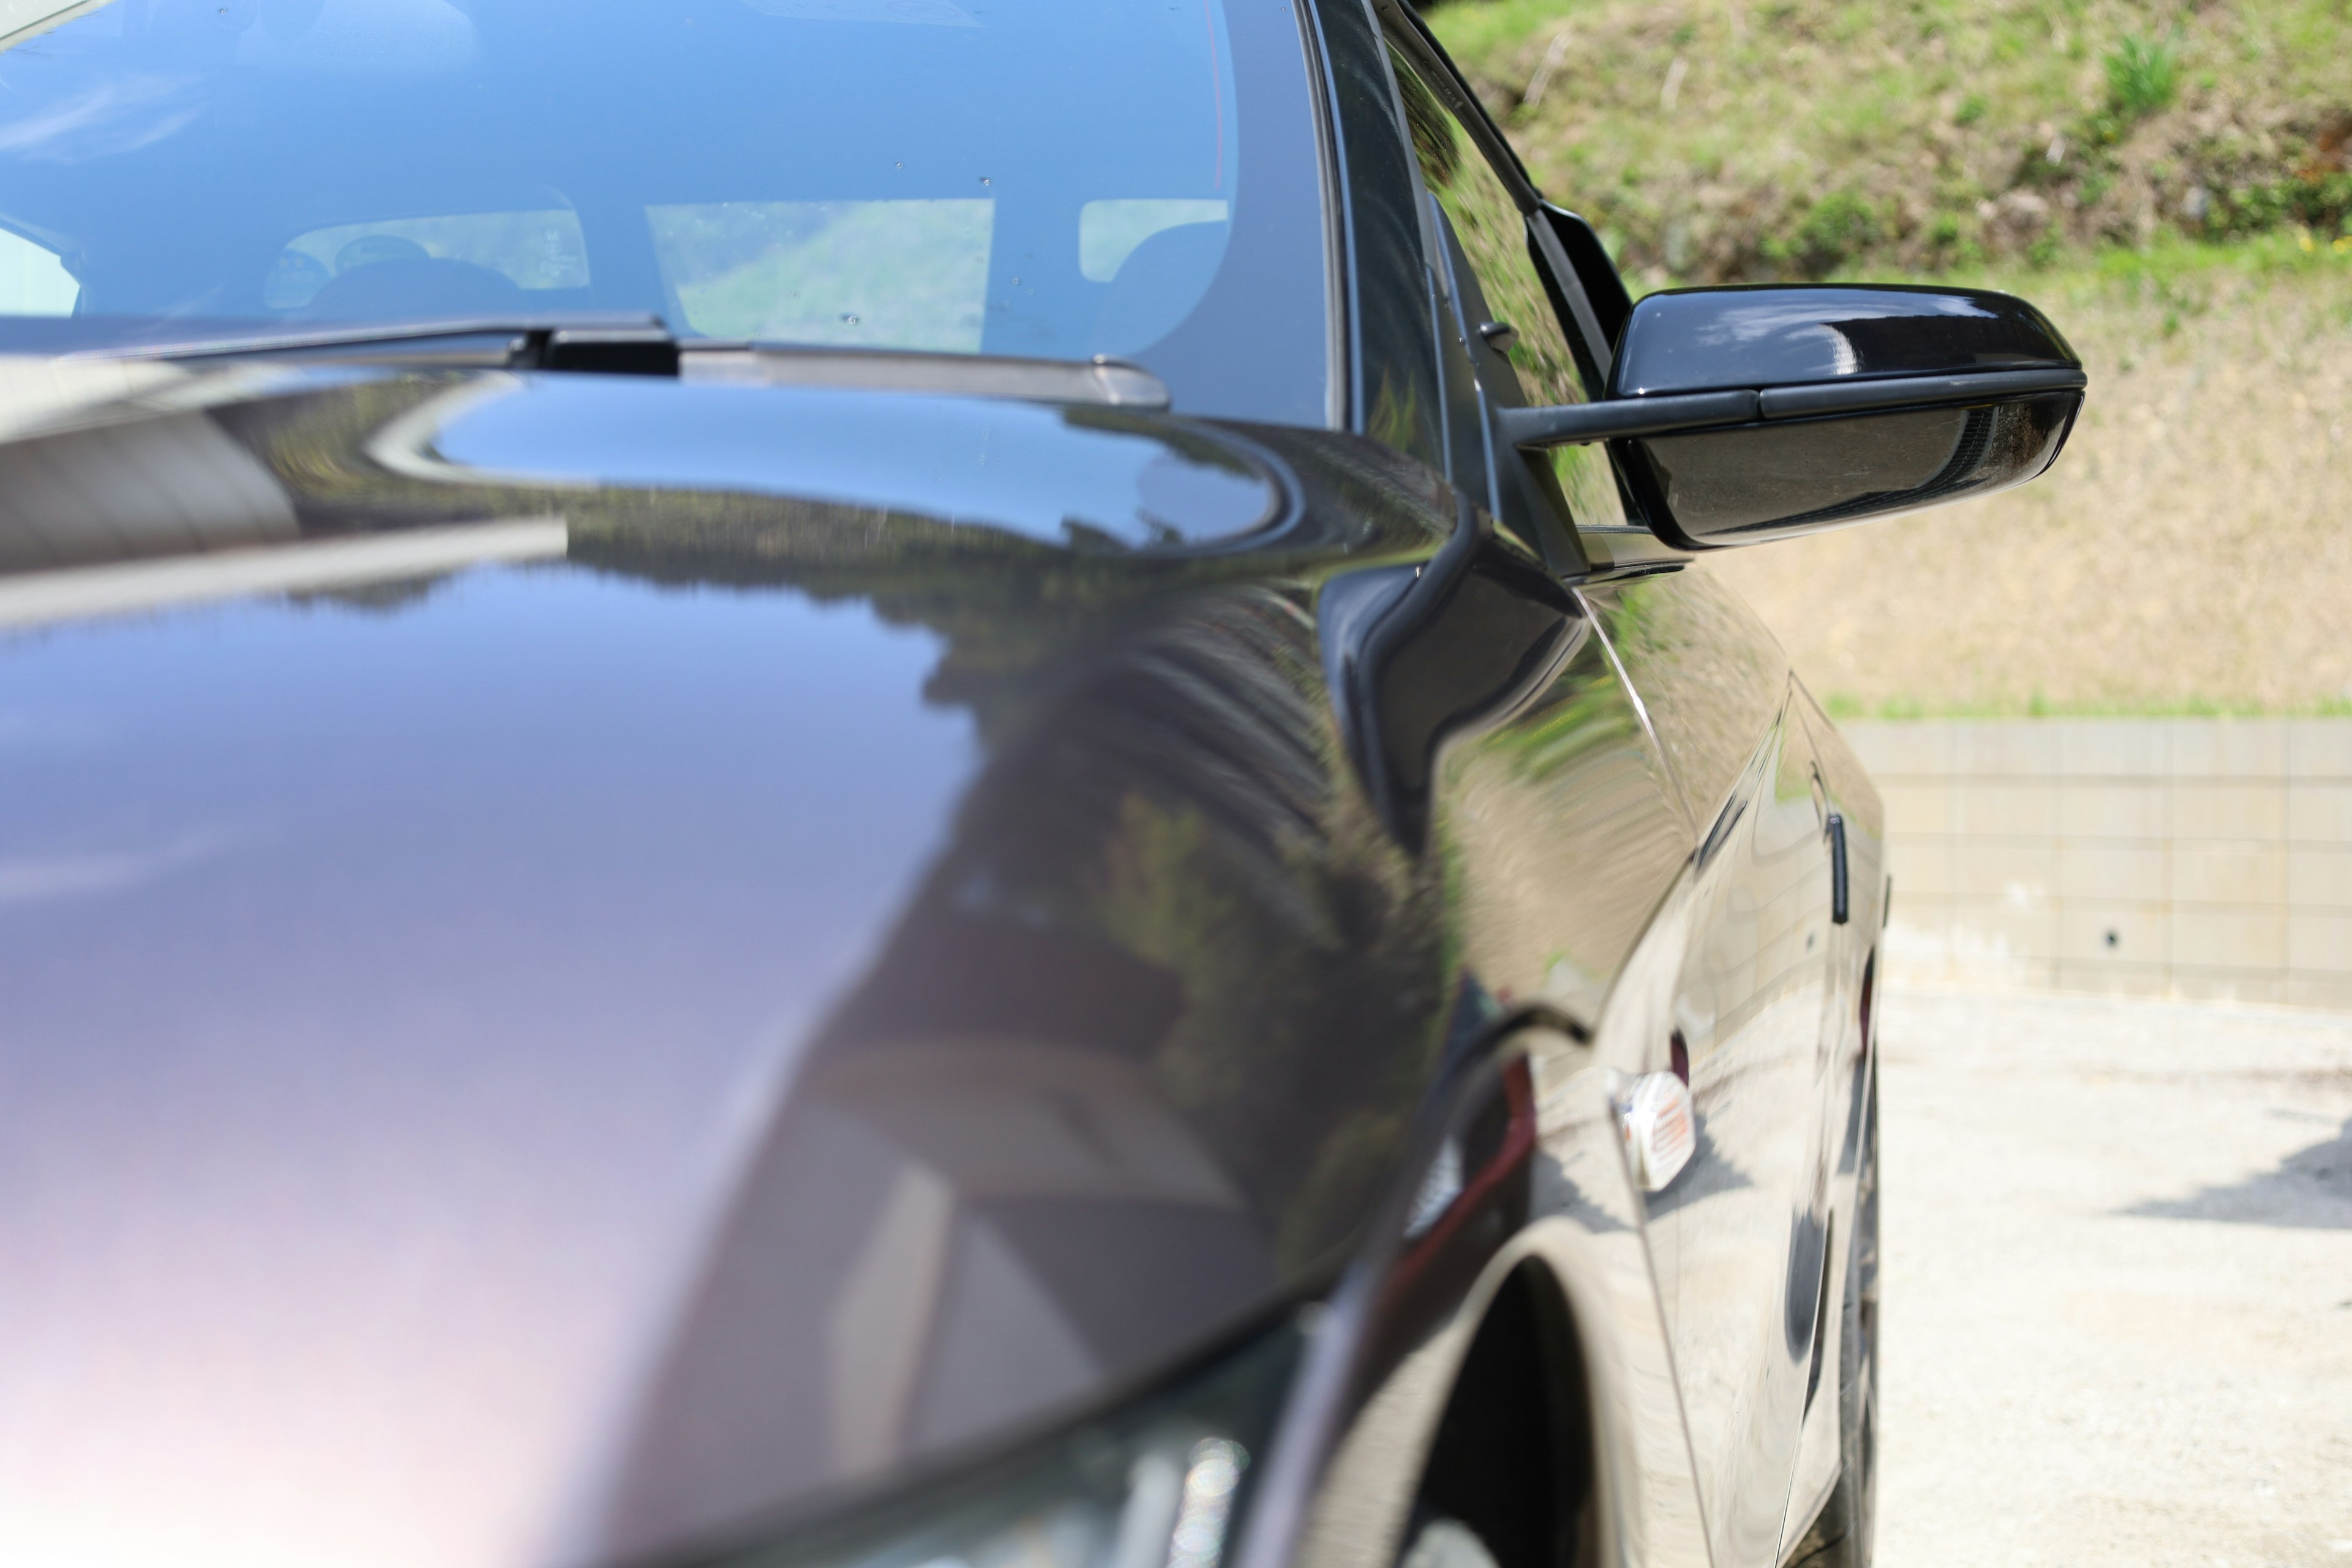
<box><xmin>59</xmin><ymin>317</ymin><xmax>1174</xmax><ymax>407</ymax></box>
<box><xmin>679</xmin><ymin>345</ymin><xmax>1170</xmax><ymax>409</ymax></box>
<box><xmin>67</xmin><ymin>314</ymin><xmax>681</xmax><ymax>375</ymax></box>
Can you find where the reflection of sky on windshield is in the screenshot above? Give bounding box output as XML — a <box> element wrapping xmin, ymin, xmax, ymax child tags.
<box><xmin>235</xmin><ymin>0</ymin><xmax>478</xmax><ymax>71</ymax></box>
<box><xmin>0</xmin><ymin>0</ymin><xmax>482</xmax><ymax>72</ymax></box>
<box><xmin>0</xmin><ymin>0</ymin><xmax>1327</xmax><ymax>423</ymax></box>
<box><xmin>0</xmin><ymin>0</ymin><xmax>117</xmax><ymax>56</ymax></box>
<box><xmin>0</xmin><ymin>70</ymin><xmax>198</xmax><ymax>160</ymax></box>
<box><xmin>429</xmin><ymin>378</ymin><xmax>1280</xmax><ymax>546</ymax></box>
<box><xmin>0</xmin><ymin>565</ymin><xmax>976</xmax><ymax>1568</ymax></box>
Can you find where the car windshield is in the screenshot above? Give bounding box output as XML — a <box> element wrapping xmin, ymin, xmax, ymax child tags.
<box><xmin>0</xmin><ymin>0</ymin><xmax>1330</xmax><ymax>421</ymax></box>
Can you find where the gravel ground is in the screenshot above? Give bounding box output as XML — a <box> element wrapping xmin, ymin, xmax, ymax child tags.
<box><xmin>1874</xmin><ymin>986</ymin><xmax>2352</xmax><ymax>1568</ymax></box>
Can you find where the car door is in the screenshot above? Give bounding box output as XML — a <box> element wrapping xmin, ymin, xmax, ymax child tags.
<box><xmin>1308</xmin><ymin>527</ymin><xmax>1715</xmax><ymax>1568</ymax></box>
<box><xmin>1777</xmin><ymin>687</ymin><xmax>1886</xmax><ymax>1560</ymax></box>
<box><xmin>1366</xmin><ymin>18</ymin><xmax>1845</xmax><ymax>1566</ymax></box>
<box><xmin>1299</xmin><ymin>20</ymin><xmax>1742</xmax><ymax>1563</ymax></box>
<box><xmin>1583</xmin><ymin>571</ymin><xmax>1847</xmax><ymax>1568</ymax></box>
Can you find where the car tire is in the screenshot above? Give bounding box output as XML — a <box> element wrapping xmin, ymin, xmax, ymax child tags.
<box><xmin>1790</xmin><ymin>1067</ymin><xmax>1877</xmax><ymax>1568</ymax></box>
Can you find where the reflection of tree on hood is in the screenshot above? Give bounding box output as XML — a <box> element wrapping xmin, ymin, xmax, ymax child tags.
<box><xmin>236</xmin><ymin>373</ymin><xmax>1447</xmax><ymax>740</ymax></box>
<box><xmin>237</xmin><ymin>369</ymin><xmax>1469</xmax><ymax>1274</ymax></box>
<box><xmin>834</xmin><ymin>584</ymin><xmax>1460</xmax><ymax>1274</ymax></box>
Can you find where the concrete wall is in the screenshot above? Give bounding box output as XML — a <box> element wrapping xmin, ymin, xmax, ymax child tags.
<box><xmin>1841</xmin><ymin>720</ymin><xmax>2352</xmax><ymax>1011</ymax></box>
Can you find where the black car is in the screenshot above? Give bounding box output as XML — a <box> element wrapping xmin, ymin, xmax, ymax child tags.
<box><xmin>0</xmin><ymin>4</ymin><xmax>2080</xmax><ymax>1568</ymax></box>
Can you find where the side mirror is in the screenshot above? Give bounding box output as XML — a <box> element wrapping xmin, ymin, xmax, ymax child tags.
<box><xmin>1496</xmin><ymin>285</ymin><xmax>2084</xmax><ymax>549</ymax></box>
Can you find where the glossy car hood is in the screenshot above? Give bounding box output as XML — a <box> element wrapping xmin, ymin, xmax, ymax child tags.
<box><xmin>0</xmin><ymin>361</ymin><xmax>1458</xmax><ymax>1568</ymax></box>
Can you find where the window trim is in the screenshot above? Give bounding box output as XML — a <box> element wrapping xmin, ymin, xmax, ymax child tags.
<box><xmin>1289</xmin><ymin>0</ymin><xmax>1351</xmax><ymax>431</ymax></box>
<box><xmin>1374</xmin><ymin>1</ymin><xmax>1540</xmax><ymax>213</ymax></box>
<box><xmin>1301</xmin><ymin>0</ymin><xmax>1447</xmax><ymax>468</ymax></box>
<box><xmin>1374</xmin><ymin>4</ymin><xmax>1618</xmax><ymax>383</ymax></box>
<box><xmin>1370</xmin><ymin>4</ymin><xmax>1676</xmax><ymax>569</ymax></box>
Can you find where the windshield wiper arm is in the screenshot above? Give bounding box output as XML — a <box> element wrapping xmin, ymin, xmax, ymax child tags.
<box><xmin>69</xmin><ymin>314</ymin><xmax>682</xmax><ymax>375</ymax></box>
<box><xmin>66</xmin><ymin>316</ymin><xmax>1175</xmax><ymax>407</ymax></box>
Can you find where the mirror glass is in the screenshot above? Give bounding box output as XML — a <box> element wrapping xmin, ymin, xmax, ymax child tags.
<box><xmin>1625</xmin><ymin>393</ymin><xmax>2077</xmax><ymax>545</ymax></box>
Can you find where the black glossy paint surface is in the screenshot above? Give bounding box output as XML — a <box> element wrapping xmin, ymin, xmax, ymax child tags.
<box><xmin>1610</xmin><ymin>284</ymin><xmax>2079</xmax><ymax>398</ymax></box>
<box><xmin>0</xmin><ymin>361</ymin><xmax>1476</xmax><ymax>1566</ymax></box>
<box><xmin>0</xmin><ymin>0</ymin><xmax>2065</xmax><ymax>1557</ymax></box>
<box><xmin>0</xmin><ymin>572</ymin><xmax>979</xmax><ymax>1555</ymax></box>
<box><xmin>424</xmin><ymin>377</ymin><xmax>1290</xmax><ymax>548</ymax></box>
<box><xmin>1314</xmin><ymin>0</ymin><xmax>1446</xmax><ymax>466</ymax></box>
<box><xmin>1625</xmin><ymin>390</ymin><xmax>2080</xmax><ymax>548</ymax></box>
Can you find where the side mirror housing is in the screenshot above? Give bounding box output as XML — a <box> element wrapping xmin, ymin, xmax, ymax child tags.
<box><xmin>1497</xmin><ymin>284</ymin><xmax>2084</xmax><ymax>549</ymax></box>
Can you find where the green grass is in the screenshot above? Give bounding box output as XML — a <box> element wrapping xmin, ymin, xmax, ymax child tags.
<box><xmin>2103</xmin><ymin>32</ymin><xmax>2179</xmax><ymax>119</ymax></box>
<box><xmin>1424</xmin><ymin>0</ymin><xmax>2352</xmax><ymax>287</ymax></box>
<box><xmin>1913</xmin><ymin>224</ymin><xmax>2352</xmax><ymax>332</ymax></box>
<box><xmin>1422</xmin><ymin>0</ymin><xmax>2352</xmax><ymax>718</ymax></box>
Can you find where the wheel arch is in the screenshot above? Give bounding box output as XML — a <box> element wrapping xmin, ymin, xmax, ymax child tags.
<box><xmin>1411</xmin><ymin>1255</ymin><xmax>1600</xmax><ymax>1568</ymax></box>
<box><xmin>1237</xmin><ymin>1023</ymin><xmax>1709</xmax><ymax>1568</ymax></box>
<box><xmin>1386</xmin><ymin>1209</ymin><xmax>1689</xmax><ymax>1568</ymax></box>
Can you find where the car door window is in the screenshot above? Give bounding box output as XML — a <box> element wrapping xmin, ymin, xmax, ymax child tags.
<box><xmin>1382</xmin><ymin>38</ymin><xmax>1627</xmax><ymax>534</ymax></box>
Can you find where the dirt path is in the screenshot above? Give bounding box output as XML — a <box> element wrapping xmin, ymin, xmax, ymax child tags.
<box><xmin>1875</xmin><ymin>986</ymin><xmax>2352</xmax><ymax>1567</ymax></box>
<box><xmin>1709</xmin><ymin>258</ymin><xmax>2352</xmax><ymax>717</ymax></box>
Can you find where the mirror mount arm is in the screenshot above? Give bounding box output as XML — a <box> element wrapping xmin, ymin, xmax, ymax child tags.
<box><xmin>1496</xmin><ymin>366</ymin><xmax>2089</xmax><ymax>451</ymax></box>
<box><xmin>1752</xmin><ymin>364</ymin><xmax>2084</xmax><ymax>418</ymax></box>
<box><xmin>1494</xmin><ymin>390</ymin><xmax>1757</xmax><ymax>450</ymax></box>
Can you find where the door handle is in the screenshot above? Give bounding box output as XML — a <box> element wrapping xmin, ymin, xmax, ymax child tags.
<box><xmin>1826</xmin><ymin>811</ymin><xmax>1849</xmax><ymax>925</ymax></box>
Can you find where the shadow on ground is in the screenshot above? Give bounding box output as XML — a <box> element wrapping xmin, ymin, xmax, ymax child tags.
<box><xmin>2124</xmin><ymin>1116</ymin><xmax>2352</xmax><ymax>1231</ymax></box>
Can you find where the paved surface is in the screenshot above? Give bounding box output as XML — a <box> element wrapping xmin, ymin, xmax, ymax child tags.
<box><xmin>1874</xmin><ymin>987</ymin><xmax>2352</xmax><ymax>1568</ymax></box>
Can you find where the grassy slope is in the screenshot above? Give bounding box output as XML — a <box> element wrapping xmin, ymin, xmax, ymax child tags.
<box><xmin>1424</xmin><ymin>0</ymin><xmax>2352</xmax><ymax>715</ymax></box>
<box><xmin>1711</xmin><ymin>236</ymin><xmax>2352</xmax><ymax>717</ymax></box>
<box><xmin>1426</xmin><ymin>0</ymin><xmax>2352</xmax><ymax>285</ymax></box>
